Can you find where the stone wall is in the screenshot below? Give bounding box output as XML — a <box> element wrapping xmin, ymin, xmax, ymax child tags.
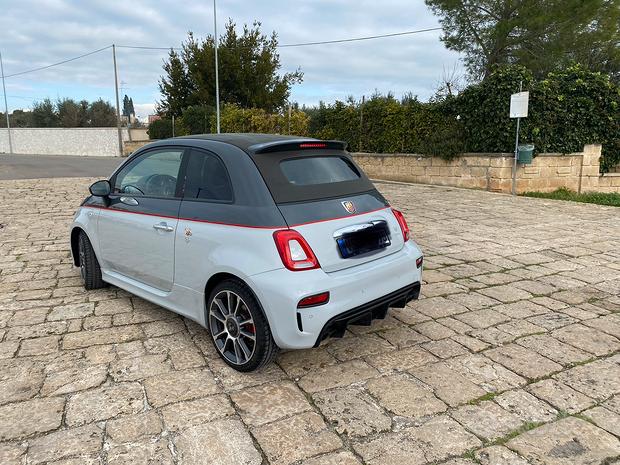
<box><xmin>123</xmin><ymin>140</ymin><xmax>151</xmax><ymax>157</ymax></box>
<box><xmin>0</xmin><ymin>128</ymin><xmax>130</xmax><ymax>157</ymax></box>
<box><xmin>353</xmin><ymin>144</ymin><xmax>619</xmax><ymax>194</ymax></box>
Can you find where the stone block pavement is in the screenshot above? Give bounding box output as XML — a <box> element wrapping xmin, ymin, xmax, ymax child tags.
<box><xmin>0</xmin><ymin>177</ymin><xmax>619</xmax><ymax>464</ymax></box>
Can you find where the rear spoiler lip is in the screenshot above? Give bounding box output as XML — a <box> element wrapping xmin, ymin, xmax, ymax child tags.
<box><xmin>249</xmin><ymin>139</ymin><xmax>348</xmax><ymax>154</ymax></box>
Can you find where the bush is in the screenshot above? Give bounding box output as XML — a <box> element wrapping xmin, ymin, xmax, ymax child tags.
<box><xmin>147</xmin><ymin>118</ymin><xmax>185</xmax><ymax>139</ymax></box>
<box><xmin>417</xmin><ymin>117</ymin><xmax>467</xmax><ymax>160</ymax></box>
<box><xmin>181</xmin><ymin>105</ymin><xmax>215</xmax><ymax>134</ymax></box>
<box><xmin>217</xmin><ymin>104</ymin><xmax>309</xmax><ymax>135</ymax></box>
<box><xmin>148</xmin><ymin>104</ymin><xmax>310</xmax><ymax>140</ymax></box>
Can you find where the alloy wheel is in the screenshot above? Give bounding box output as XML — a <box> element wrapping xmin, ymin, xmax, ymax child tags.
<box><xmin>209</xmin><ymin>290</ymin><xmax>256</xmax><ymax>365</ymax></box>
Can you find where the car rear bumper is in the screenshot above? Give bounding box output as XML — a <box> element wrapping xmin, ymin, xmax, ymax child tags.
<box><xmin>248</xmin><ymin>241</ymin><xmax>423</xmax><ymax>349</ymax></box>
<box><xmin>313</xmin><ymin>282</ymin><xmax>420</xmax><ymax>347</ymax></box>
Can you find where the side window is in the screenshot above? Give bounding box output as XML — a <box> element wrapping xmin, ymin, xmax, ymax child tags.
<box><xmin>184</xmin><ymin>151</ymin><xmax>233</xmax><ymax>202</ymax></box>
<box><xmin>113</xmin><ymin>149</ymin><xmax>184</xmax><ymax>198</ymax></box>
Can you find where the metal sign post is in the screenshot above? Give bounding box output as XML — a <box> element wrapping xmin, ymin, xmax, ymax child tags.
<box><xmin>0</xmin><ymin>51</ymin><xmax>13</xmax><ymax>154</ymax></box>
<box><xmin>510</xmin><ymin>82</ymin><xmax>528</xmax><ymax>195</ymax></box>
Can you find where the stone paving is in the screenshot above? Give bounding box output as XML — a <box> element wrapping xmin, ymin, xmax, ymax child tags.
<box><xmin>0</xmin><ymin>177</ymin><xmax>619</xmax><ymax>465</ymax></box>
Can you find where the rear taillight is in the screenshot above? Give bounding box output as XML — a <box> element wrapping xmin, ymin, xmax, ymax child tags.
<box><xmin>391</xmin><ymin>208</ymin><xmax>410</xmax><ymax>242</ymax></box>
<box><xmin>273</xmin><ymin>230</ymin><xmax>320</xmax><ymax>271</ymax></box>
<box><xmin>297</xmin><ymin>291</ymin><xmax>330</xmax><ymax>308</ymax></box>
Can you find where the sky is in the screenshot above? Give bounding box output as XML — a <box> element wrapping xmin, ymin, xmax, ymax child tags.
<box><xmin>0</xmin><ymin>0</ymin><xmax>464</xmax><ymax>120</ymax></box>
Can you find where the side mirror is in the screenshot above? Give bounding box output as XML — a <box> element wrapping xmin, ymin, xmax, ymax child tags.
<box><xmin>89</xmin><ymin>180</ymin><xmax>111</xmax><ymax>197</ymax></box>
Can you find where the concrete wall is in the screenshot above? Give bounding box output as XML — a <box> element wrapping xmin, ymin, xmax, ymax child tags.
<box><xmin>353</xmin><ymin>145</ymin><xmax>620</xmax><ymax>194</ymax></box>
<box><xmin>128</xmin><ymin>128</ymin><xmax>149</xmax><ymax>141</ymax></box>
<box><xmin>0</xmin><ymin>128</ymin><xmax>131</xmax><ymax>157</ymax></box>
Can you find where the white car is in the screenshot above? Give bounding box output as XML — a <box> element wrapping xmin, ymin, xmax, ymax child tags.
<box><xmin>71</xmin><ymin>134</ymin><xmax>423</xmax><ymax>371</ymax></box>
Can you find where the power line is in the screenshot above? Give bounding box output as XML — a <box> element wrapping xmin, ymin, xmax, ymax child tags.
<box><xmin>116</xmin><ymin>27</ymin><xmax>443</xmax><ymax>51</ymax></box>
<box><xmin>278</xmin><ymin>27</ymin><xmax>442</xmax><ymax>47</ymax></box>
<box><xmin>3</xmin><ymin>45</ymin><xmax>112</xmax><ymax>78</ymax></box>
<box><xmin>116</xmin><ymin>45</ymin><xmax>180</xmax><ymax>51</ymax></box>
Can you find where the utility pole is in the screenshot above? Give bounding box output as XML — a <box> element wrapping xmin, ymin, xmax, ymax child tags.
<box><xmin>213</xmin><ymin>0</ymin><xmax>221</xmax><ymax>134</ymax></box>
<box><xmin>112</xmin><ymin>45</ymin><xmax>123</xmax><ymax>156</ymax></box>
<box><xmin>0</xmin><ymin>51</ymin><xmax>13</xmax><ymax>154</ymax></box>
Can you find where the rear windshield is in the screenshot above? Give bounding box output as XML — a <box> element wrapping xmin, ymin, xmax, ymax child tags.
<box><xmin>250</xmin><ymin>151</ymin><xmax>375</xmax><ymax>204</ymax></box>
<box><xmin>280</xmin><ymin>156</ymin><xmax>360</xmax><ymax>185</ymax></box>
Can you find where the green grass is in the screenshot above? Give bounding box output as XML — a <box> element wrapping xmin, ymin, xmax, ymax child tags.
<box><xmin>467</xmin><ymin>391</ymin><xmax>498</xmax><ymax>405</ymax></box>
<box><xmin>522</xmin><ymin>187</ymin><xmax>620</xmax><ymax>207</ymax></box>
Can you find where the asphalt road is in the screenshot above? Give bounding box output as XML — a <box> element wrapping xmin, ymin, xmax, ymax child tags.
<box><xmin>0</xmin><ymin>154</ymin><xmax>123</xmax><ymax>180</ymax></box>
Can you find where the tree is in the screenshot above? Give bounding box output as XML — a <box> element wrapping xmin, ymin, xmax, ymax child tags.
<box><xmin>122</xmin><ymin>94</ymin><xmax>136</xmax><ymax>118</ymax></box>
<box><xmin>425</xmin><ymin>0</ymin><xmax>620</xmax><ymax>81</ymax></box>
<box><xmin>8</xmin><ymin>110</ymin><xmax>33</xmax><ymax>127</ymax></box>
<box><xmin>57</xmin><ymin>98</ymin><xmax>88</xmax><ymax>127</ymax></box>
<box><xmin>158</xmin><ymin>49</ymin><xmax>195</xmax><ymax>117</ymax></box>
<box><xmin>88</xmin><ymin>99</ymin><xmax>116</xmax><ymax>127</ymax></box>
<box><xmin>79</xmin><ymin>100</ymin><xmax>90</xmax><ymax>125</ymax></box>
<box><xmin>122</xmin><ymin>95</ymin><xmax>130</xmax><ymax>118</ymax></box>
<box><xmin>158</xmin><ymin>20</ymin><xmax>303</xmax><ymax>116</ymax></box>
<box><xmin>0</xmin><ymin>110</ymin><xmax>33</xmax><ymax>128</ymax></box>
<box><xmin>31</xmin><ymin>98</ymin><xmax>58</xmax><ymax>127</ymax></box>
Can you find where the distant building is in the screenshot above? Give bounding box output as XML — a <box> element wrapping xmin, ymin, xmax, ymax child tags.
<box><xmin>148</xmin><ymin>114</ymin><xmax>161</xmax><ymax>124</ymax></box>
<box><xmin>121</xmin><ymin>114</ymin><xmax>138</xmax><ymax>125</ymax></box>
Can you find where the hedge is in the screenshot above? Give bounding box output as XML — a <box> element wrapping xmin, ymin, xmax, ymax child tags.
<box><xmin>148</xmin><ymin>104</ymin><xmax>309</xmax><ymax>140</ymax></box>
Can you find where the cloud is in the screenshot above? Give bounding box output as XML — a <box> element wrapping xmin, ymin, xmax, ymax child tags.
<box><xmin>133</xmin><ymin>103</ymin><xmax>156</xmax><ymax>120</ymax></box>
<box><xmin>1</xmin><ymin>0</ymin><xmax>463</xmax><ymax>112</ymax></box>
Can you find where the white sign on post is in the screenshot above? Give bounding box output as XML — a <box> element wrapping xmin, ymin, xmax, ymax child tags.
<box><xmin>510</xmin><ymin>91</ymin><xmax>529</xmax><ymax>118</ymax></box>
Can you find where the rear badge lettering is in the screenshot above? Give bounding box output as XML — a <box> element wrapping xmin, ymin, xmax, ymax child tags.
<box><xmin>341</xmin><ymin>201</ymin><xmax>356</xmax><ymax>214</ymax></box>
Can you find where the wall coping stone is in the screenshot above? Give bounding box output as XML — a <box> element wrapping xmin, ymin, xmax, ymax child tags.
<box><xmin>2</xmin><ymin>127</ymin><xmax>122</xmax><ymax>131</ymax></box>
<box><xmin>351</xmin><ymin>151</ymin><xmax>581</xmax><ymax>159</ymax></box>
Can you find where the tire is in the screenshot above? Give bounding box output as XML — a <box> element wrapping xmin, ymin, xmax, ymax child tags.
<box><xmin>206</xmin><ymin>279</ymin><xmax>278</xmax><ymax>372</ymax></box>
<box><xmin>78</xmin><ymin>231</ymin><xmax>107</xmax><ymax>290</ymax></box>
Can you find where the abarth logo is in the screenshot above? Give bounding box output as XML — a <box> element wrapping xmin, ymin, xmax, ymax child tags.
<box><xmin>341</xmin><ymin>201</ymin><xmax>356</xmax><ymax>214</ymax></box>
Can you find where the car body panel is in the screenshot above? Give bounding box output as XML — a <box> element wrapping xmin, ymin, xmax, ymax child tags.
<box><xmin>97</xmin><ymin>200</ymin><xmax>180</xmax><ymax>292</ymax></box>
<box><xmin>284</xmin><ymin>197</ymin><xmax>405</xmax><ymax>273</ymax></box>
<box><xmin>173</xmin><ymin>215</ymin><xmax>284</xmax><ymax>321</ymax></box>
<box><xmin>248</xmin><ymin>240</ymin><xmax>422</xmax><ymax>349</ymax></box>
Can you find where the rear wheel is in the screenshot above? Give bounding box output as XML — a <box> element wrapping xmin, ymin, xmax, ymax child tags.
<box><xmin>78</xmin><ymin>231</ymin><xmax>107</xmax><ymax>290</ymax></box>
<box><xmin>207</xmin><ymin>279</ymin><xmax>278</xmax><ymax>372</ymax></box>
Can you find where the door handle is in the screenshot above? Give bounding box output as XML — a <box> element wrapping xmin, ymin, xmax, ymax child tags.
<box><xmin>153</xmin><ymin>222</ymin><xmax>174</xmax><ymax>232</ymax></box>
<box><xmin>120</xmin><ymin>197</ymin><xmax>139</xmax><ymax>206</ymax></box>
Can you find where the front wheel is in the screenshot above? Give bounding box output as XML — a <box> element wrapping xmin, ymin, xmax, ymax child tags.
<box><xmin>207</xmin><ymin>279</ymin><xmax>278</xmax><ymax>372</ymax></box>
<box><xmin>78</xmin><ymin>231</ymin><xmax>107</xmax><ymax>290</ymax></box>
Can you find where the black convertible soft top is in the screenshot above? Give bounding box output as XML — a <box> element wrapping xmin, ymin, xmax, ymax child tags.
<box><xmin>180</xmin><ymin>134</ymin><xmax>375</xmax><ymax>204</ymax></box>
